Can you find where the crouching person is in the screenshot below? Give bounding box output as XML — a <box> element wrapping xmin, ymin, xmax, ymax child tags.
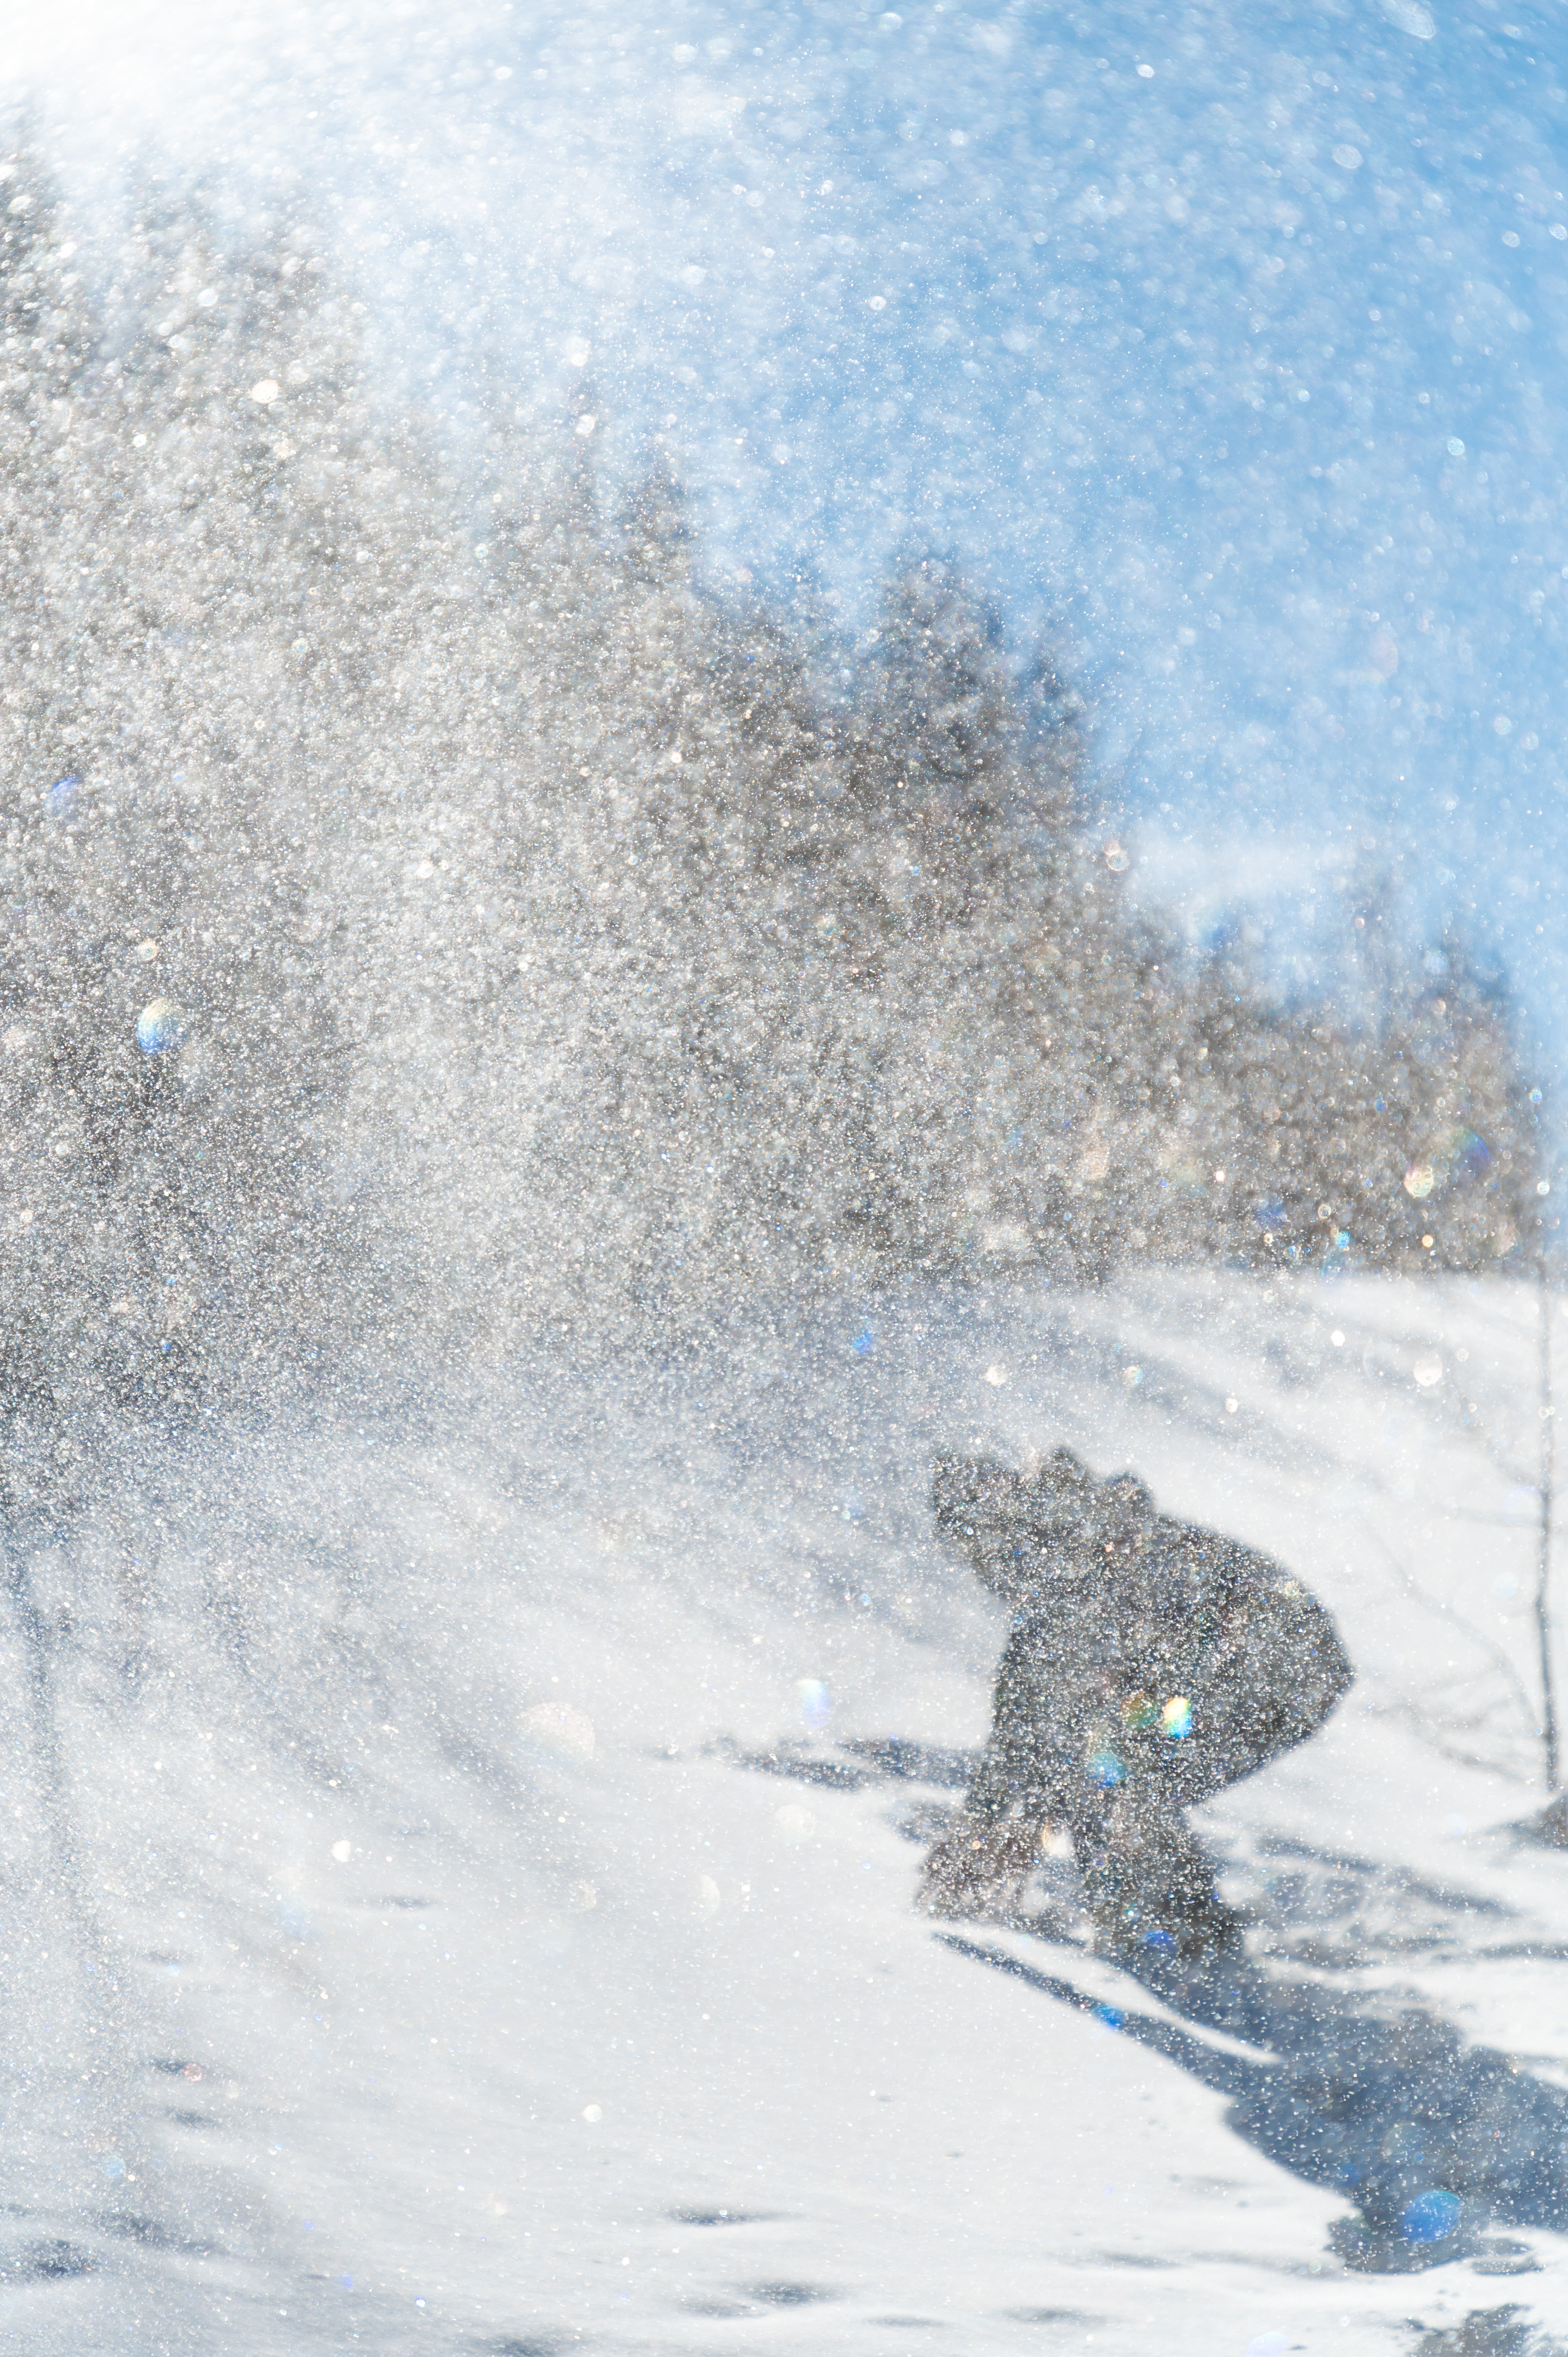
<box><xmin>918</xmin><ymin>1449</ymin><xmax>1353</xmax><ymax>1961</ymax></box>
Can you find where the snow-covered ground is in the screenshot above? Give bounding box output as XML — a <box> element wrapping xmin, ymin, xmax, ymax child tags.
<box><xmin>7</xmin><ymin>1267</ymin><xmax>1568</xmax><ymax>2355</ymax></box>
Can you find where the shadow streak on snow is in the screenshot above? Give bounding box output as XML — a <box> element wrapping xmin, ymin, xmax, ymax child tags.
<box><xmin>714</xmin><ymin>1735</ymin><xmax>977</xmax><ymax>1790</ymax></box>
<box><xmin>7</xmin><ymin>1527</ymin><xmax>82</xmax><ymax>1896</ymax></box>
<box><xmin>718</xmin><ymin>1739</ymin><xmax>1564</xmax><ymax>2281</ymax></box>
<box><xmin>938</xmin><ymin>1933</ymin><xmax>1564</xmax><ymax>2275</ymax></box>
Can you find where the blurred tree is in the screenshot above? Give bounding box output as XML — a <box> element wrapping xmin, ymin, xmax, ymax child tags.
<box><xmin>0</xmin><ymin>148</ymin><xmax>1543</xmax><ymax>1394</ymax></box>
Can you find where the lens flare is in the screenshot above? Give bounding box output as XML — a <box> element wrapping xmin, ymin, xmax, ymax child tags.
<box><xmin>136</xmin><ymin>998</ymin><xmax>187</xmax><ymax>1056</ymax></box>
<box><xmin>1086</xmin><ymin>1746</ymin><xmax>1126</xmax><ymax>1788</ymax></box>
<box><xmin>797</xmin><ymin>1677</ymin><xmax>831</xmax><ymax>1728</ymax></box>
<box><xmin>1401</xmin><ymin>2189</ymin><xmax>1461</xmax><ymax>2245</ymax></box>
<box><xmin>1161</xmin><ymin>1696</ymin><xmax>1193</xmax><ymax>1740</ymax></box>
<box><xmin>521</xmin><ymin>1700</ymin><xmax>596</xmax><ymax>1759</ymax></box>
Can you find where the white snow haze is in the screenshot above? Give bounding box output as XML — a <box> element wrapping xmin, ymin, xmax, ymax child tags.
<box><xmin>5</xmin><ymin>4</ymin><xmax>1568</xmax><ymax>2356</ymax></box>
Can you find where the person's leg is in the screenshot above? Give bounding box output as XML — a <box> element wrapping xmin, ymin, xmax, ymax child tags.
<box><xmin>1064</xmin><ymin>1739</ymin><xmax>1241</xmax><ymax>1959</ymax></box>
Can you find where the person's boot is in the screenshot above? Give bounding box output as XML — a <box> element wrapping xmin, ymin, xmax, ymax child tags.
<box><xmin>1074</xmin><ymin>1790</ymin><xmax>1242</xmax><ymax>1963</ymax></box>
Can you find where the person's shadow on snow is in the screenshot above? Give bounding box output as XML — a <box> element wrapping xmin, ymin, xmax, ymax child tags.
<box><xmin>724</xmin><ymin>1736</ymin><xmax>1566</xmax><ymax>2282</ymax></box>
<box><xmin>939</xmin><ymin>1827</ymin><xmax>1568</xmax><ymax>2281</ymax></box>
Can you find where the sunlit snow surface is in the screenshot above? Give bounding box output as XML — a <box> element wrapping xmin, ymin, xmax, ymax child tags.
<box><xmin>7</xmin><ymin>0</ymin><xmax>1568</xmax><ymax>1037</ymax></box>
<box><xmin>6</xmin><ymin>1271</ymin><xmax>1568</xmax><ymax>2352</ymax></box>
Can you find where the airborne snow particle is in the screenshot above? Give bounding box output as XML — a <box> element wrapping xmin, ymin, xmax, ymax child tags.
<box><xmin>774</xmin><ymin>1803</ymin><xmax>815</xmax><ymax>1843</ymax></box>
<box><xmin>1331</xmin><ymin>144</ymin><xmax>1362</xmax><ymax>171</ymax></box>
<box><xmin>249</xmin><ymin>378</ymin><xmax>281</xmax><ymax>405</ymax></box>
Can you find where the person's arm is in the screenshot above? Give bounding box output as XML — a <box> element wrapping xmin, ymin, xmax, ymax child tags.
<box><xmin>915</xmin><ymin>1619</ymin><xmax>1069</xmax><ymax>1914</ymax></box>
<box><xmin>964</xmin><ymin>1619</ymin><xmax>1064</xmax><ymax>1831</ymax></box>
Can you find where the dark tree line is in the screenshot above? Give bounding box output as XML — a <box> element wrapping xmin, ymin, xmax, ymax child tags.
<box><xmin>0</xmin><ymin>136</ymin><xmax>1543</xmax><ymax>1429</ymax></box>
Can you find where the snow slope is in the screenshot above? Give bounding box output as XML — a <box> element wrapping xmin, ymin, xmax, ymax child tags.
<box><xmin>7</xmin><ymin>1267</ymin><xmax>1568</xmax><ymax>2355</ymax></box>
